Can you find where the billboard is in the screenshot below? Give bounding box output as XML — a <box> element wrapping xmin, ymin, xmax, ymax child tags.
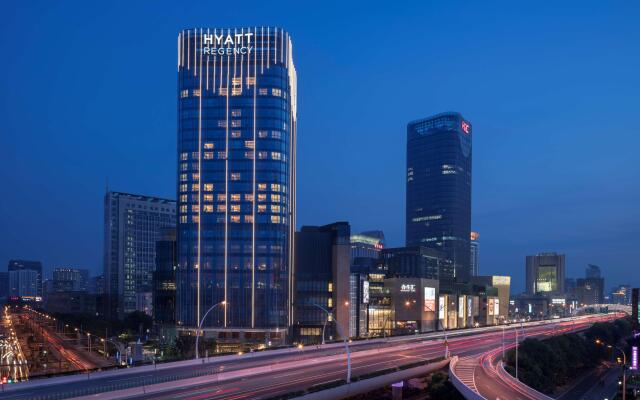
<box><xmin>488</xmin><ymin>298</ymin><xmax>495</xmax><ymax>316</ymax></box>
<box><xmin>424</xmin><ymin>287</ymin><xmax>436</xmax><ymax>312</ymax></box>
<box><xmin>494</xmin><ymin>298</ymin><xmax>500</xmax><ymax>316</ymax></box>
<box><xmin>363</xmin><ymin>280</ymin><xmax>369</xmax><ymax>304</ymax></box>
<box><xmin>458</xmin><ymin>296</ymin><xmax>466</xmax><ymax>319</ymax></box>
<box><xmin>632</xmin><ymin>346</ymin><xmax>638</xmax><ymax>370</ymax></box>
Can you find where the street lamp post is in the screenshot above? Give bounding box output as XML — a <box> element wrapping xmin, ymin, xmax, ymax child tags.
<box><xmin>515</xmin><ymin>325</ymin><xmax>519</xmax><ymax>380</ymax></box>
<box><xmin>598</xmin><ymin>341</ymin><xmax>627</xmax><ymax>400</ymax></box>
<box><xmin>195</xmin><ymin>301</ymin><xmax>226</xmax><ymax>360</ymax></box>
<box><xmin>311</xmin><ymin>303</ymin><xmax>351</xmax><ymax>383</ymax></box>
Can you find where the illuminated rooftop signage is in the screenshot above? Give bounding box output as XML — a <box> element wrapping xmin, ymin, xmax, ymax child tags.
<box><xmin>461</xmin><ymin>121</ymin><xmax>471</xmax><ymax>134</ymax></box>
<box><xmin>202</xmin><ymin>32</ymin><xmax>254</xmax><ymax>55</ymax></box>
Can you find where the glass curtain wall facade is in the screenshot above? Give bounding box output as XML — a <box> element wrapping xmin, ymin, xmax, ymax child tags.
<box><xmin>176</xmin><ymin>27</ymin><xmax>297</xmax><ymax>335</ymax></box>
<box><xmin>406</xmin><ymin>112</ymin><xmax>472</xmax><ymax>283</ymax></box>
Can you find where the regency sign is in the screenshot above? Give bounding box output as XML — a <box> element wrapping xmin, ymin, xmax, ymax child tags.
<box><xmin>202</xmin><ymin>32</ymin><xmax>254</xmax><ymax>55</ymax></box>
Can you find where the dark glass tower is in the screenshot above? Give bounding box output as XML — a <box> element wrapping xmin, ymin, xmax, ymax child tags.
<box><xmin>176</xmin><ymin>27</ymin><xmax>297</xmax><ymax>340</ymax></box>
<box><xmin>406</xmin><ymin>112</ymin><xmax>472</xmax><ymax>283</ymax></box>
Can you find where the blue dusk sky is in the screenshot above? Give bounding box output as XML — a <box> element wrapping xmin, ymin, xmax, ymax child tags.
<box><xmin>1</xmin><ymin>1</ymin><xmax>638</xmax><ymax>293</ymax></box>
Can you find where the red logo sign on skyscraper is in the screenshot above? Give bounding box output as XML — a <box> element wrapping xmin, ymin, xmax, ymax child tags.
<box><xmin>461</xmin><ymin>121</ymin><xmax>470</xmax><ymax>134</ymax></box>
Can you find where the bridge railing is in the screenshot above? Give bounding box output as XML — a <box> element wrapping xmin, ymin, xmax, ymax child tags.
<box><xmin>449</xmin><ymin>356</ymin><xmax>486</xmax><ymax>400</ymax></box>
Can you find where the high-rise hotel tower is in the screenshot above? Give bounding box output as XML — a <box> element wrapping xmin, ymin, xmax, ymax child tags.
<box><xmin>176</xmin><ymin>27</ymin><xmax>297</xmax><ymax>346</ymax></box>
<box><xmin>406</xmin><ymin>112</ymin><xmax>472</xmax><ymax>284</ymax></box>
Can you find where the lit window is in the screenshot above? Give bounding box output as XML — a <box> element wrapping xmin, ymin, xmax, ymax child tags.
<box><xmin>230</xmin><ymin>173</ymin><xmax>241</xmax><ymax>181</ymax></box>
<box><xmin>271</xmin><ymin>215</ymin><xmax>281</xmax><ymax>224</ymax></box>
<box><xmin>191</xmin><ymin>184</ymin><xmax>199</xmax><ymax>192</ymax></box>
<box><xmin>271</xmin><ymin>184</ymin><xmax>281</xmax><ymax>192</ymax></box>
<box><xmin>180</xmin><ymin>174</ymin><xmax>188</xmax><ymax>182</ymax></box>
<box><xmin>246</xmin><ymin>77</ymin><xmax>255</xmax><ymax>86</ymax></box>
<box><xmin>203</xmin><ymin>194</ymin><xmax>213</xmax><ymax>202</ymax></box>
<box><xmin>258</xmin><ymin>183</ymin><xmax>267</xmax><ymax>191</ymax></box>
<box><xmin>230</xmin><ymin>215</ymin><xmax>240</xmax><ymax>223</ymax></box>
<box><xmin>203</xmin><ymin>183</ymin><xmax>214</xmax><ymax>191</ymax></box>
<box><xmin>271</xmin><ymin>152</ymin><xmax>281</xmax><ymax>160</ymax></box>
<box><xmin>328</xmin><ymin>283</ymin><xmax>333</xmax><ymax>292</ymax></box>
<box><xmin>258</xmin><ymin>205</ymin><xmax>266</xmax><ymax>212</ymax></box>
<box><xmin>180</xmin><ymin>205</ymin><xmax>187</xmax><ymax>213</ymax></box>
<box><xmin>231</xmin><ymin>120</ymin><xmax>241</xmax><ymax>128</ymax></box>
<box><xmin>192</xmin><ymin>173</ymin><xmax>199</xmax><ymax>181</ymax></box>
<box><xmin>180</xmin><ymin>90</ymin><xmax>189</xmax><ymax>98</ymax></box>
<box><xmin>244</xmin><ymin>151</ymin><xmax>254</xmax><ymax>159</ymax></box>
<box><xmin>258</xmin><ymin>130</ymin><xmax>268</xmax><ymax>138</ymax></box>
<box><xmin>328</xmin><ymin>298</ymin><xmax>333</xmax><ymax>307</ymax></box>
<box><xmin>204</xmin><ymin>142</ymin><xmax>214</xmax><ymax>149</ymax></box>
<box><xmin>230</xmin><ymin>194</ymin><xmax>241</xmax><ymax>202</ymax></box>
<box><xmin>258</xmin><ymin>151</ymin><xmax>268</xmax><ymax>159</ymax></box>
<box><xmin>192</xmin><ymin>205</ymin><xmax>200</xmax><ymax>213</ymax></box>
<box><xmin>180</xmin><ymin>194</ymin><xmax>187</xmax><ymax>202</ymax></box>
<box><xmin>218</xmin><ymin>120</ymin><xmax>227</xmax><ymax>128</ymax></box>
<box><xmin>203</xmin><ymin>205</ymin><xmax>213</xmax><ymax>213</ymax></box>
<box><xmin>259</xmin><ymin>88</ymin><xmax>268</xmax><ymax>95</ymax></box>
<box><xmin>231</xmin><ymin>205</ymin><xmax>240</xmax><ymax>212</ymax></box>
<box><xmin>180</xmin><ymin>184</ymin><xmax>188</xmax><ymax>192</ymax></box>
<box><xmin>217</xmin><ymin>194</ymin><xmax>226</xmax><ymax>202</ymax></box>
<box><xmin>271</xmin><ymin>205</ymin><xmax>281</xmax><ymax>213</ymax></box>
<box><xmin>258</xmin><ymin>194</ymin><xmax>267</xmax><ymax>202</ymax></box>
<box><xmin>244</xmin><ymin>215</ymin><xmax>254</xmax><ymax>223</ymax></box>
<box><xmin>192</xmin><ymin>89</ymin><xmax>201</xmax><ymax>97</ymax></box>
<box><xmin>193</xmin><ymin>215</ymin><xmax>199</xmax><ymax>223</ymax></box>
<box><xmin>180</xmin><ymin>215</ymin><xmax>187</xmax><ymax>223</ymax></box>
<box><xmin>272</xmin><ymin>131</ymin><xmax>282</xmax><ymax>139</ymax></box>
<box><xmin>217</xmin><ymin>205</ymin><xmax>226</xmax><ymax>212</ymax></box>
<box><xmin>180</xmin><ymin>152</ymin><xmax>189</xmax><ymax>161</ymax></box>
<box><xmin>271</xmin><ymin>194</ymin><xmax>281</xmax><ymax>202</ymax></box>
<box><xmin>217</xmin><ymin>151</ymin><xmax>227</xmax><ymax>159</ymax></box>
<box><xmin>180</xmin><ymin>163</ymin><xmax>188</xmax><ymax>171</ymax></box>
<box><xmin>272</xmin><ymin>88</ymin><xmax>281</xmax><ymax>97</ymax></box>
<box><xmin>244</xmin><ymin>194</ymin><xmax>254</xmax><ymax>202</ymax></box>
<box><xmin>244</xmin><ymin>140</ymin><xmax>254</xmax><ymax>149</ymax></box>
<box><xmin>231</xmin><ymin>131</ymin><xmax>241</xmax><ymax>138</ymax></box>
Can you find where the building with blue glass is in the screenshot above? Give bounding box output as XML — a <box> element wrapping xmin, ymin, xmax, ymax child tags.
<box><xmin>175</xmin><ymin>27</ymin><xmax>297</xmax><ymax>349</ymax></box>
<box><xmin>406</xmin><ymin>112</ymin><xmax>472</xmax><ymax>284</ymax></box>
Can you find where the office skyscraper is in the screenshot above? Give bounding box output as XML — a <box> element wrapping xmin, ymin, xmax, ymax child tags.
<box><xmin>103</xmin><ymin>191</ymin><xmax>176</xmax><ymax>319</ymax></box>
<box><xmin>406</xmin><ymin>112</ymin><xmax>472</xmax><ymax>283</ymax></box>
<box><xmin>8</xmin><ymin>260</ymin><xmax>42</xmax><ymax>298</ymax></box>
<box><xmin>175</xmin><ymin>27</ymin><xmax>297</xmax><ymax>345</ymax></box>
<box><xmin>525</xmin><ymin>253</ymin><xmax>566</xmax><ymax>296</ymax></box>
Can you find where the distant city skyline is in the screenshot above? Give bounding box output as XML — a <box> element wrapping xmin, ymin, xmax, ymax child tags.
<box><xmin>1</xmin><ymin>2</ymin><xmax>639</xmax><ymax>294</ymax></box>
